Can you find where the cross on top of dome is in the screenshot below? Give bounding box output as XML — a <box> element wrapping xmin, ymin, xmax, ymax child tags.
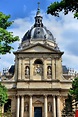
<box><xmin>35</xmin><ymin>2</ymin><xmax>43</xmax><ymax>27</ymax></box>
<box><xmin>36</xmin><ymin>2</ymin><xmax>40</xmax><ymax>16</ymax></box>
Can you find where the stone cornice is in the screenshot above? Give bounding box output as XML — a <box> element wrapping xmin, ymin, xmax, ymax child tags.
<box><xmin>15</xmin><ymin>53</ymin><xmax>63</xmax><ymax>60</ymax></box>
<box><xmin>17</xmin><ymin>79</ymin><xmax>60</xmax><ymax>82</ymax></box>
<box><xmin>14</xmin><ymin>51</ymin><xmax>64</xmax><ymax>55</ymax></box>
<box><xmin>1</xmin><ymin>81</ymin><xmax>16</xmax><ymax>83</ymax></box>
<box><xmin>15</xmin><ymin>89</ymin><xmax>69</xmax><ymax>97</ymax></box>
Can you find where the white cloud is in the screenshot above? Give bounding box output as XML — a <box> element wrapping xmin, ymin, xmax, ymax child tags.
<box><xmin>0</xmin><ymin>11</ymin><xmax>78</xmax><ymax>73</ymax></box>
<box><xmin>0</xmin><ymin>53</ymin><xmax>15</xmax><ymax>72</ymax></box>
<box><xmin>9</xmin><ymin>17</ymin><xmax>34</xmax><ymax>41</ymax></box>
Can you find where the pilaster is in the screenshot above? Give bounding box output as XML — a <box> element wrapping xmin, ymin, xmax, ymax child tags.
<box><xmin>43</xmin><ymin>59</ymin><xmax>47</xmax><ymax>80</ymax></box>
<box><xmin>30</xmin><ymin>59</ymin><xmax>33</xmax><ymax>80</ymax></box>
<box><xmin>52</xmin><ymin>59</ymin><xmax>55</xmax><ymax>79</ymax></box>
<box><xmin>18</xmin><ymin>59</ymin><xmax>22</xmax><ymax>80</ymax></box>
<box><xmin>22</xmin><ymin>59</ymin><xmax>25</xmax><ymax>80</ymax></box>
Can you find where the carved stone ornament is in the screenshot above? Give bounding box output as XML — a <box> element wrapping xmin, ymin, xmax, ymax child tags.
<box><xmin>35</xmin><ymin>64</ymin><xmax>42</xmax><ymax>75</ymax></box>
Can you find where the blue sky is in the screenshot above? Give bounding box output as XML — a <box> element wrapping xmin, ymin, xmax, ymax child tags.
<box><xmin>0</xmin><ymin>0</ymin><xmax>78</xmax><ymax>74</ymax></box>
<box><xmin>0</xmin><ymin>0</ymin><xmax>60</xmax><ymax>19</ymax></box>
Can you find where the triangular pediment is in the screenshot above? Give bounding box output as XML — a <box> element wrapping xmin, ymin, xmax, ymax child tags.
<box><xmin>23</xmin><ymin>45</ymin><xmax>52</xmax><ymax>52</ymax></box>
<box><xmin>34</xmin><ymin>100</ymin><xmax>42</xmax><ymax>104</ymax></box>
<box><xmin>17</xmin><ymin>43</ymin><xmax>59</xmax><ymax>53</ymax></box>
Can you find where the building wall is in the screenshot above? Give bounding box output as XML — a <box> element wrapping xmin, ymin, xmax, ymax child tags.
<box><xmin>1</xmin><ymin>45</ymin><xmax>73</xmax><ymax>117</ymax></box>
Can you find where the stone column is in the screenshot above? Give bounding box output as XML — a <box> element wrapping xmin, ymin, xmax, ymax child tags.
<box><xmin>30</xmin><ymin>59</ymin><xmax>33</xmax><ymax>80</ymax></box>
<box><xmin>29</xmin><ymin>96</ymin><xmax>32</xmax><ymax>117</ymax></box>
<box><xmin>21</xmin><ymin>96</ymin><xmax>24</xmax><ymax>117</ymax></box>
<box><xmin>52</xmin><ymin>59</ymin><xmax>55</xmax><ymax>79</ymax></box>
<box><xmin>53</xmin><ymin>96</ymin><xmax>56</xmax><ymax>117</ymax></box>
<box><xmin>18</xmin><ymin>59</ymin><xmax>22</xmax><ymax>80</ymax></box>
<box><xmin>17</xmin><ymin>96</ymin><xmax>20</xmax><ymax>117</ymax></box>
<box><xmin>57</xmin><ymin>96</ymin><xmax>61</xmax><ymax>117</ymax></box>
<box><xmin>44</xmin><ymin>95</ymin><xmax>47</xmax><ymax>117</ymax></box>
<box><xmin>43</xmin><ymin>59</ymin><xmax>47</xmax><ymax>80</ymax></box>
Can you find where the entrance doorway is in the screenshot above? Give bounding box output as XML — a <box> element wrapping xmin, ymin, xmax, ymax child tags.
<box><xmin>34</xmin><ymin>107</ymin><xmax>42</xmax><ymax>117</ymax></box>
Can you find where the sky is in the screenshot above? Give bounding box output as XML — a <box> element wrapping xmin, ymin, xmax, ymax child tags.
<box><xmin>0</xmin><ymin>0</ymin><xmax>78</xmax><ymax>73</ymax></box>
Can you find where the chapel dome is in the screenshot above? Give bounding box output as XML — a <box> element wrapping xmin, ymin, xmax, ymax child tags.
<box><xmin>22</xmin><ymin>4</ymin><xmax>55</xmax><ymax>43</ymax></box>
<box><xmin>22</xmin><ymin>26</ymin><xmax>55</xmax><ymax>42</ymax></box>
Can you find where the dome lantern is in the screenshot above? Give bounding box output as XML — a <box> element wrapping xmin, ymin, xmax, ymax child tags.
<box><xmin>34</xmin><ymin>2</ymin><xmax>43</xmax><ymax>27</ymax></box>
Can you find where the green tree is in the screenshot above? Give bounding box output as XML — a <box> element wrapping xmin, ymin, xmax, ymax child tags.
<box><xmin>62</xmin><ymin>78</ymin><xmax>78</xmax><ymax>116</ymax></box>
<box><xmin>0</xmin><ymin>12</ymin><xmax>19</xmax><ymax>54</ymax></box>
<box><xmin>47</xmin><ymin>0</ymin><xmax>78</xmax><ymax>18</ymax></box>
<box><xmin>0</xmin><ymin>83</ymin><xmax>8</xmax><ymax>107</ymax></box>
<box><xmin>69</xmin><ymin>77</ymin><xmax>78</xmax><ymax>101</ymax></box>
<box><xmin>62</xmin><ymin>77</ymin><xmax>78</xmax><ymax>116</ymax></box>
<box><xmin>62</xmin><ymin>94</ymin><xmax>73</xmax><ymax>117</ymax></box>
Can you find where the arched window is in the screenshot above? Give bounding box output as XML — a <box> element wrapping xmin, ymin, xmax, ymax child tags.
<box><xmin>34</xmin><ymin>59</ymin><xmax>43</xmax><ymax>65</ymax></box>
<box><xmin>34</xmin><ymin>59</ymin><xmax>43</xmax><ymax>75</ymax></box>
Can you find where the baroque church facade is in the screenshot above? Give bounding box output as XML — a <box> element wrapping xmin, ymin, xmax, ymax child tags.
<box><xmin>1</xmin><ymin>5</ymin><xmax>76</xmax><ymax>117</ymax></box>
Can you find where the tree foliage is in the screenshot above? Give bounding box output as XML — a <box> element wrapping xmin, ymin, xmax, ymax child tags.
<box><xmin>62</xmin><ymin>94</ymin><xmax>73</xmax><ymax>117</ymax></box>
<box><xmin>69</xmin><ymin>77</ymin><xmax>78</xmax><ymax>101</ymax></box>
<box><xmin>47</xmin><ymin>0</ymin><xmax>78</xmax><ymax>18</ymax></box>
<box><xmin>0</xmin><ymin>12</ymin><xmax>19</xmax><ymax>54</ymax></box>
<box><xmin>0</xmin><ymin>83</ymin><xmax>8</xmax><ymax>107</ymax></box>
<box><xmin>62</xmin><ymin>78</ymin><xmax>78</xmax><ymax>116</ymax></box>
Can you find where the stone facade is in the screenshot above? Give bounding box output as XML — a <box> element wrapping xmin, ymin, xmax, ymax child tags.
<box><xmin>0</xmin><ymin>5</ymin><xmax>77</xmax><ymax>117</ymax></box>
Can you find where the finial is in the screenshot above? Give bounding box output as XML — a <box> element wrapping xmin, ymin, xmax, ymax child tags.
<box><xmin>36</xmin><ymin>2</ymin><xmax>40</xmax><ymax>16</ymax></box>
<box><xmin>35</xmin><ymin>2</ymin><xmax>43</xmax><ymax>27</ymax></box>
<box><xmin>38</xmin><ymin>2</ymin><xmax>40</xmax><ymax>10</ymax></box>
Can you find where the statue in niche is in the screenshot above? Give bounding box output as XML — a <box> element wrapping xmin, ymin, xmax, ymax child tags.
<box><xmin>48</xmin><ymin>103</ymin><xmax>52</xmax><ymax>112</ymax></box>
<box><xmin>47</xmin><ymin>66</ymin><xmax>51</xmax><ymax>75</ymax></box>
<box><xmin>26</xmin><ymin>66</ymin><xmax>30</xmax><ymax>75</ymax></box>
<box><xmin>24</xmin><ymin>103</ymin><xmax>29</xmax><ymax>112</ymax></box>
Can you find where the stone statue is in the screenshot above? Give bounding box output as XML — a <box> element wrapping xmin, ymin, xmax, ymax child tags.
<box><xmin>48</xmin><ymin>67</ymin><xmax>51</xmax><ymax>75</ymax></box>
<box><xmin>26</xmin><ymin>67</ymin><xmax>30</xmax><ymax>75</ymax></box>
